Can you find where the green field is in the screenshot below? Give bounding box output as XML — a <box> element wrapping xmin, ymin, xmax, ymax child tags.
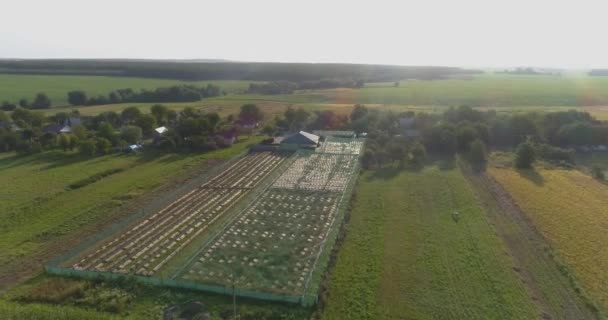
<box><xmin>0</xmin><ymin>137</ymin><xmax>263</xmax><ymax>290</ymax></box>
<box><xmin>351</xmin><ymin>74</ymin><xmax>608</xmax><ymax>106</ymax></box>
<box><xmin>321</xmin><ymin>163</ymin><xmax>536</xmax><ymax>320</ymax></box>
<box><xmin>5</xmin><ymin>73</ymin><xmax>608</xmax><ymax>110</ymax></box>
<box><xmin>0</xmin><ymin>74</ymin><xmax>252</xmax><ymax>106</ymax></box>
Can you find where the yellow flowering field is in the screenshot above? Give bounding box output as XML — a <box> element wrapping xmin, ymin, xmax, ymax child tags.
<box><xmin>490</xmin><ymin>167</ymin><xmax>608</xmax><ymax>312</ymax></box>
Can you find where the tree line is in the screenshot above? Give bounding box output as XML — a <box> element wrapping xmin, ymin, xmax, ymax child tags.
<box><xmin>1</xmin><ymin>84</ymin><xmax>222</xmax><ymax>110</ymax></box>
<box><xmin>246</xmin><ymin>79</ymin><xmax>365</xmax><ymax>95</ymax></box>
<box><xmin>0</xmin><ymin>60</ymin><xmax>478</xmax><ymax>82</ymax></box>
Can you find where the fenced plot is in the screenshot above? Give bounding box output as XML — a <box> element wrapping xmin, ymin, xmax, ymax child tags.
<box><xmin>179</xmin><ymin>189</ymin><xmax>341</xmax><ymax>295</ymax></box>
<box><xmin>69</xmin><ymin>151</ymin><xmax>288</xmax><ymax>276</ymax></box>
<box><xmin>176</xmin><ymin>141</ymin><xmax>362</xmax><ymax>300</ymax></box>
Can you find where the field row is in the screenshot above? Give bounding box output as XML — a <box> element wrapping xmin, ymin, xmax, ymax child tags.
<box><xmin>317</xmin><ymin>137</ymin><xmax>365</xmax><ymax>155</ymax></box>
<box><xmin>272</xmin><ymin>153</ymin><xmax>358</xmax><ymax>192</ymax></box>
<box><xmin>71</xmin><ymin>151</ymin><xmax>288</xmax><ymax>276</ymax></box>
<box><xmin>179</xmin><ymin>189</ymin><xmax>340</xmax><ymax>295</ymax></box>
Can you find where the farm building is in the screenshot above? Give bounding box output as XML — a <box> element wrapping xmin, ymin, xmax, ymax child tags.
<box><xmin>280</xmin><ymin>131</ymin><xmax>320</xmax><ymax>150</ymax></box>
<box><xmin>313</xmin><ymin>130</ymin><xmax>356</xmax><ymax>138</ymax></box>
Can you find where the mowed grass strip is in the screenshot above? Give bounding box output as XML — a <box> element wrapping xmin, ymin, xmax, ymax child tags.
<box><xmin>490</xmin><ymin>167</ymin><xmax>608</xmax><ymax>313</ymax></box>
<box><xmin>0</xmin><ymin>138</ymin><xmax>262</xmax><ymax>285</ymax></box>
<box><xmin>321</xmin><ymin>165</ymin><xmax>536</xmax><ymax>320</ymax></box>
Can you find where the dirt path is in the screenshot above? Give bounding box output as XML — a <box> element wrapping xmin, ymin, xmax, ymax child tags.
<box><xmin>463</xmin><ymin>167</ymin><xmax>597</xmax><ymax>320</ymax></box>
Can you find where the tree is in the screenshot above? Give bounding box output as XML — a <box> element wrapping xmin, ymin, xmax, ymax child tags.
<box><xmin>409</xmin><ymin>142</ymin><xmax>427</xmax><ymax>166</ymax></box>
<box><xmin>394</xmin><ymin>81</ymin><xmax>400</xmax><ymax>87</ymax></box>
<box><xmin>135</xmin><ymin>114</ymin><xmax>157</xmax><ymax>135</ymax></box>
<box><xmin>238</xmin><ymin>104</ymin><xmax>264</xmax><ymax>124</ymax></box>
<box><xmin>95</xmin><ymin>137</ymin><xmax>112</xmax><ymax>155</ymax></box>
<box><xmin>468</xmin><ymin>139</ymin><xmax>487</xmax><ymax>165</ymax></box>
<box><xmin>350</xmin><ymin>104</ymin><xmax>368</xmax><ymax>122</ymax></box>
<box><xmin>1</xmin><ymin>101</ymin><xmax>16</xmax><ymax>111</ymax></box>
<box><xmin>592</xmin><ymin>166</ymin><xmax>605</xmax><ymax>181</ymax></box>
<box><xmin>456</xmin><ymin>125</ymin><xmax>478</xmax><ymax>153</ymax></box>
<box><xmin>67</xmin><ymin>91</ymin><xmax>87</xmax><ymax>106</ymax></box>
<box><xmin>515</xmin><ymin>141</ymin><xmax>535</xmax><ymax>169</ymax></box>
<box><xmin>97</xmin><ymin>123</ymin><xmax>118</xmax><ymax>145</ymax></box>
<box><xmin>262</xmin><ymin>124</ymin><xmax>276</xmax><ymax>137</ymax></box>
<box><xmin>71</xmin><ymin>125</ymin><xmax>87</xmax><ymax>140</ymax></box>
<box><xmin>150</xmin><ymin>104</ymin><xmax>169</xmax><ymax>125</ymax></box>
<box><xmin>0</xmin><ymin>110</ymin><xmax>8</xmax><ymax>122</ymax></box>
<box><xmin>121</xmin><ymin>106</ymin><xmax>142</xmax><ymax>124</ymax></box>
<box><xmin>19</xmin><ymin>98</ymin><xmax>29</xmax><ymax>108</ymax></box>
<box><xmin>58</xmin><ymin>134</ymin><xmax>71</xmax><ymax>151</ymax></box>
<box><xmin>78</xmin><ymin>139</ymin><xmax>97</xmax><ymax>156</ymax></box>
<box><xmin>31</xmin><ymin>93</ymin><xmax>52</xmax><ymax>109</ymax></box>
<box><xmin>120</xmin><ymin>125</ymin><xmax>143</xmax><ymax>144</ymax></box>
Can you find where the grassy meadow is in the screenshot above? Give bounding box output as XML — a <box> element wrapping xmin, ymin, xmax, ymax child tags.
<box><xmin>0</xmin><ymin>137</ymin><xmax>263</xmax><ymax>289</ymax></box>
<box><xmin>490</xmin><ymin>167</ymin><xmax>608</xmax><ymax>314</ymax></box>
<box><xmin>321</xmin><ymin>163</ymin><xmax>536</xmax><ymax>320</ymax></box>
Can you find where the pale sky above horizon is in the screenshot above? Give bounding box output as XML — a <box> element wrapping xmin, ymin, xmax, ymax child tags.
<box><xmin>1</xmin><ymin>0</ymin><xmax>607</xmax><ymax>69</ymax></box>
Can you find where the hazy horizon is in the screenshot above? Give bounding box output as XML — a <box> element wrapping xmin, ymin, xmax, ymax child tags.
<box><xmin>2</xmin><ymin>0</ymin><xmax>608</xmax><ymax>69</ymax></box>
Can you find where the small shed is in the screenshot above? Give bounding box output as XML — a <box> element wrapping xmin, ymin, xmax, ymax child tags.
<box><xmin>155</xmin><ymin>126</ymin><xmax>168</xmax><ymax>136</ymax></box>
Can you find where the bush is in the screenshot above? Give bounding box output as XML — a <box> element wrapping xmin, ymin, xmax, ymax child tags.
<box><xmin>515</xmin><ymin>141</ymin><xmax>535</xmax><ymax>169</ymax></box>
<box><xmin>468</xmin><ymin>139</ymin><xmax>487</xmax><ymax>164</ymax></box>
<box><xmin>592</xmin><ymin>166</ymin><xmax>605</xmax><ymax>180</ymax></box>
<box><xmin>78</xmin><ymin>139</ymin><xmax>97</xmax><ymax>156</ymax></box>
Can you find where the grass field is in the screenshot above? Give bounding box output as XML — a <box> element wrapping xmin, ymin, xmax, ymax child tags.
<box><xmin>350</xmin><ymin>74</ymin><xmax>608</xmax><ymax>107</ymax></box>
<box><xmin>490</xmin><ymin>167</ymin><xmax>608</xmax><ymax>314</ymax></box>
<box><xmin>320</xmin><ymin>163</ymin><xmax>536</xmax><ymax>320</ymax></box>
<box><xmin>0</xmin><ymin>74</ymin><xmax>252</xmax><ymax>106</ymax></box>
<box><xmin>5</xmin><ymin>73</ymin><xmax>608</xmax><ymax>111</ymax></box>
<box><xmin>0</xmin><ymin>137</ymin><xmax>263</xmax><ymax>290</ymax></box>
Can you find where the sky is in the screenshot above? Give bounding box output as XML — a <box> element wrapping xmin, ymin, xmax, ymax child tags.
<box><xmin>1</xmin><ymin>0</ymin><xmax>607</xmax><ymax>69</ymax></box>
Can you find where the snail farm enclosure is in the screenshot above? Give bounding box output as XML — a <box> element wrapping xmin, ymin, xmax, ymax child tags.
<box><xmin>46</xmin><ymin>135</ymin><xmax>364</xmax><ymax>306</ymax></box>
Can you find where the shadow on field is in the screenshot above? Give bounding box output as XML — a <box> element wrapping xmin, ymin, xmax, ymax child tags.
<box><xmin>516</xmin><ymin>168</ymin><xmax>545</xmax><ymax>186</ymax></box>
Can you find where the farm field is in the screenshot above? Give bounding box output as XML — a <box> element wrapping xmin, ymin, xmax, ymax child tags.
<box><xmin>177</xmin><ymin>150</ymin><xmax>362</xmax><ymax>302</ymax></box>
<box><xmin>464</xmin><ymin>169</ymin><xmax>598</xmax><ymax>319</ymax></box>
<box><xmin>67</xmin><ymin>151</ymin><xmax>289</xmax><ymax>276</ymax></box>
<box><xmin>0</xmin><ymin>137</ymin><xmax>264</xmax><ymax>290</ymax></box>
<box><xmin>321</xmin><ymin>164</ymin><xmax>537</xmax><ymax>320</ymax></box>
<box><xmin>0</xmin><ymin>74</ymin><xmax>252</xmax><ymax>106</ymax></box>
<box><xmin>490</xmin><ymin>167</ymin><xmax>608</xmax><ymax>314</ymax></box>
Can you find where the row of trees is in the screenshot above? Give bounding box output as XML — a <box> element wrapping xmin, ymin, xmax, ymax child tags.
<box><xmin>68</xmin><ymin>84</ymin><xmax>223</xmax><ymax>106</ymax></box>
<box><xmin>246</xmin><ymin>79</ymin><xmax>365</xmax><ymax>95</ymax></box>
<box><xmin>2</xmin><ymin>93</ymin><xmax>52</xmax><ymax>111</ymax></box>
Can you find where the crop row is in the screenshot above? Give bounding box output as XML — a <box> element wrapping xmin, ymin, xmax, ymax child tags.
<box><xmin>179</xmin><ymin>189</ymin><xmax>341</xmax><ymax>295</ymax></box>
<box><xmin>272</xmin><ymin>153</ymin><xmax>358</xmax><ymax>192</ymax></box>
<box><xmin>71</xmin><ymin>151</ymin><xmax>288</xmax><ymax>276</ymax></box>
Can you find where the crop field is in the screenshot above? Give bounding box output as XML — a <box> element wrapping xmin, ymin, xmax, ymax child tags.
<box><xmin>66</xmin><ymin>151</ymin><xmax>289</xmax><ymax>276</ymax></box>
<box><xmin>175</xmin><ymin>143</ymin><xmax>363</xmax><ymax>301</ymax></box>
<box><xmin>490</xmin><ymin>167</ymin><xmax>608</xmax><ymax>314</ymax></box>
<box><xmin>321</xmin><ymin>165</ymin><xmax>537</xmax><ymax>320</ymax></box>
<box><xmin>0</xmin><ymin>74</ymin><xmax>252</xmax><ymax>106</ymax></box>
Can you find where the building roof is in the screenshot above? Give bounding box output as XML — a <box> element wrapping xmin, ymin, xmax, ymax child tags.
<box><xmin>43</xmin><ymin>123</ymin><xmax>63</xmax><ymax>134</ymax></box>
<box><xmin>59</xmin><ymin>125</ymin><xmax>72</xmax><ymax>133</ymax></box>
<box><xmin>399</xmin><ymin>117</ymin><xmax>415</xmax><ymax>128</ymax></box>
<box><xmin>65</xmin><ymin>117</ymin><xmax>81</xmax><ymax>127</ymax></box>
<box><xmin>281</xmin><ymin>131</ymin><xmax>320</xmax><ymax>145</ymax></box>
<box><xmin>155</xmin><ymin>126</ymin><xmax>168</xmax><ymax>134</ymax></box>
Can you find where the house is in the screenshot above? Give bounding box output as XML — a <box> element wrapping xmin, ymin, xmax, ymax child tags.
<box><xmin>281</xmin><ymin>131</ymin><xmax>320</xmax><ymax>149</ymax></box>
<box><xmin>64</xmin><ymin>117</ymin><xmax>81</xmax><ymax>127</ymax></box>
<box><xmin>154</xmin><ymin>126</ymin><xmax>168</xmax><ymax>136</ymax></box>
<box><xmin>125</xmin><ymin>144</ymin><xmax>142</xmax><ymax>153</ymax></box>
<box><xmin>236</xmin><ymin>119</ymin><xmax>259</xmax><ymax>130</ymax></box>
<box><xmin>214</xmin><ymin>129</ymin><xmax>238</xmax><ymax>146</ymax></box>
<box><xmin>43</xmin><ymin>123</ymin><xmax>64</xmax><ymax>135</ymax></box>
<box><xmin>398</xmin><ymin>117</ymin><xmax>415</xmax><ymax>129</ymax></box>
